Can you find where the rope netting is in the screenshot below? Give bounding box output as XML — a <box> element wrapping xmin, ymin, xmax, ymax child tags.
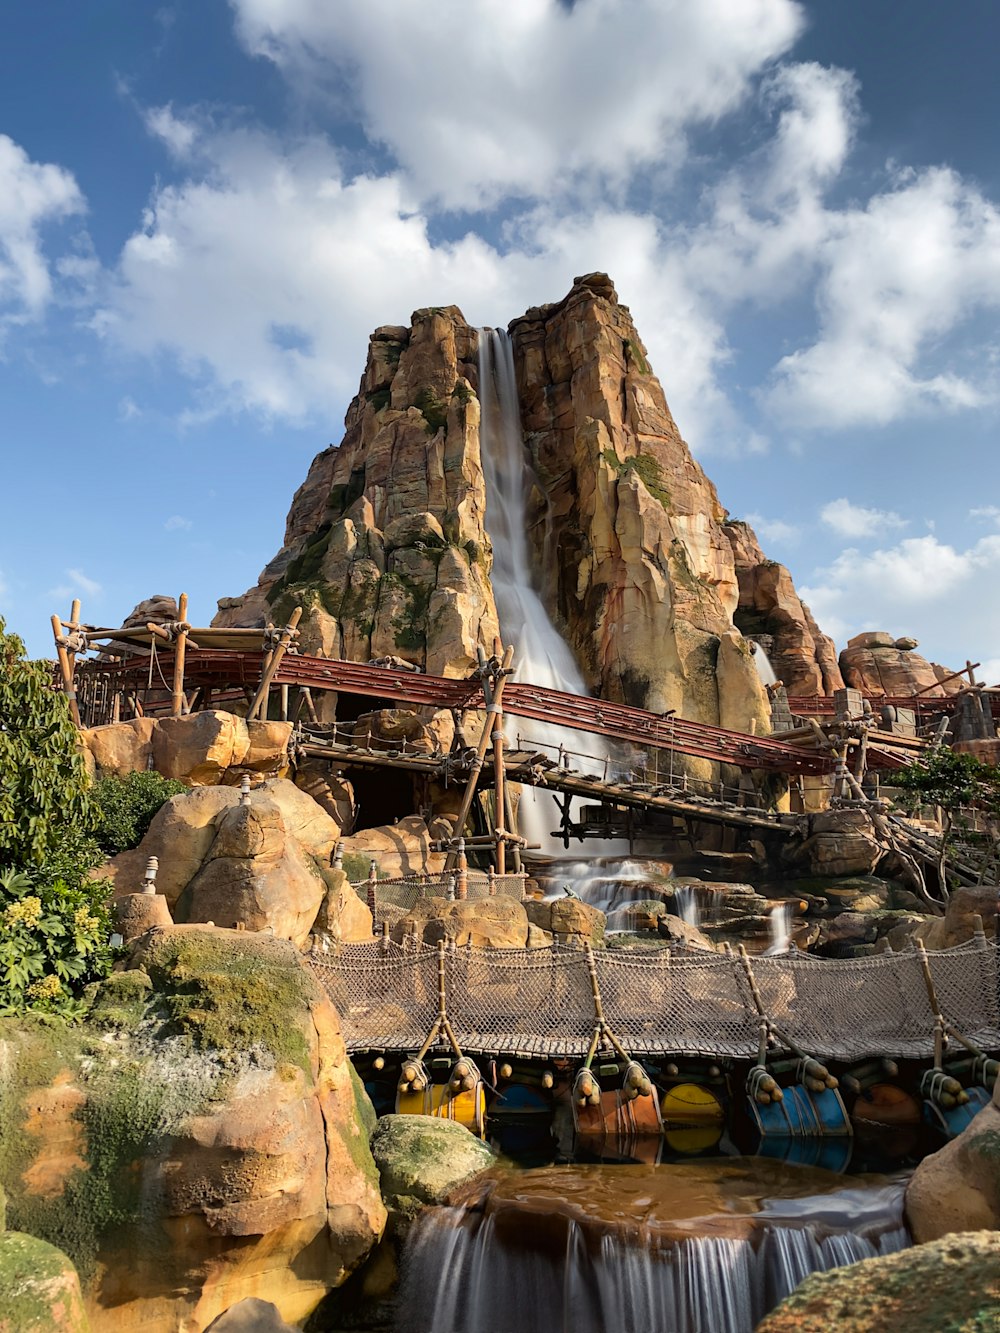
<box><xmin>309</xmin><ymin>937</ymin><xmax>1000</xmax><ymax>1061</ymax></box>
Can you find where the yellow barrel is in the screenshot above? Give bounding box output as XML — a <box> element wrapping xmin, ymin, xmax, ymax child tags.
<box><xmin>395</xmin><ymin>1081</ymin><xmax>487</xmax><ymax>1137</ymax></box>
<box><xmin>661</xmin><ymin>1082</ymin><xmax>725</xmax><ymax>1127</ymax></box>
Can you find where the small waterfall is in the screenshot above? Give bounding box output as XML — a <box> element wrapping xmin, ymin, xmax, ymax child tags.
<box><xmin>397</xmin><ymin>1180</ymin><xmax>908</xmax><ymax>1333</ymax></box>
<box><xmin>478</xmin><ymin>328</ymin><xmax>620</xmax><ymax>855</ymax></box>
<box><xmin>674</xmin><ymin>885</ymin><xmax>700</xmax><ymax>928</ymax></box>
<box><xmin>751</xmin><ymin>642</ymin><xmax>778</xmax><ymax>688</ymax></box>
<box><xmin>765</xmin><ymin>902</ymin><xmax>793</xmax><ymax>956</ymax></box>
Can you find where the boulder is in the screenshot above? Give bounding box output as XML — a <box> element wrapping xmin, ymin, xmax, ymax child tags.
<box><xmin>0</xmin><ymin>1231</ymin><xmax>90</xmax><ymax>1332</ymax></box>
<box><xmin>152</xmin><ymin>710</ymin><xmax>251</xmax><ymax>784</ymax></box>
<box><xmin>313</xmin><ymin>866</ymin><xmax>375</xmax><ymax>944</ymax></box>
<box><xmin>525</xmin><ymin>897</ymin><xmax>606</xmax><ymax>944</ymax></box>
<box><xmin>101</xmin><ymin>784</ymin><xmax>239</xmax><ymax>907</ymax></box>
<box><xmin>295</xmin><ymin>761</ymin><xmax>356</xmax><ymax>835</ymax></box>
<box><xmin>840</xmin><ymin>639</ymin><xmax>957</xmax><ymax>697</ymax></box>
<box><xmin>80</xmin><ymin>716</ymin><xmax>156</xmax><ymax>777</ymax></box>
<box><xmin>256</xmin><ymin>777</ymin><xmax>342</xmax><ymax>864</ymax></box>
<box><xmin>656</xmin><ymin>914</ymin><xmax>716</xmax><ymax>950</ymax></box>
<box><xmin>783</xmin><ymin>809</ymin><xmax>884</xmax><ymax>878</ymax></box>
<box><xmin>392</xmin><ymin>897</ymin><xmax>531</xmax><ymax>948</ymax></box>
<box><xmin>370</xmin><ymin>1114</ymin><xmax>493</xmax><ymax>1229</ymax></box>
<box><xmin>112</xmin><ymin>891</ymin><xmax>173</xmax><ymax>943</ymax></box>
<box><xmin>756</xmin><ymin>1231</ymin><xmax>1000</xmax><ymax>1332</ymax></box>
<box><xmin>240</xmin><ymin>720</ymin><xmax>293</xmax><ymax>774</ymax></box>
<box><xmin>905</xmin><ymin>1075</ymin><xmax>1000</xmax><ymax>1242</ymax></box>
<box><xmin>177</xmin><ymin>799</ymin><xmax>326</xmax><ymax>946</ymax></box>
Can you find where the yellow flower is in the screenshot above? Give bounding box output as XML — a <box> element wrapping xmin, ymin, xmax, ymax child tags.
<box><xmin>27</xmin><ymin>975</ymin><xmax>63</xmax><ymax>1001</ymax></box>
<box><xmin>3</xmin><ymin>896</ymin><xmax>42</xmax><ymax>927</ymax></box>
<box><xmin>73</xmin><ymin>907</ymin><xmax>98</xmax><ymax>933</ymax></box>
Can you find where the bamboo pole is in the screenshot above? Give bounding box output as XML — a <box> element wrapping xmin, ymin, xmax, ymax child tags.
<box><xmin>51</xmin><ymin>614</ymin><xmax>81</xmax><ymax>727</ymax></box>
<box><xmin>172</xmin><ymin>592</ymin><xmax>189</xmax><ymax>718</ymax></box>
<box><xmin>445</xmin><ymin>644</ymin><xmax>514</xmax><ymax>868</ymax></box>
<box><xmin>493</xmin><ymin>710</ymin><xmax>506</xmax><ymax>874</ymax></box>
<box><xmin>247</xmin><ymin>607</ymin><xmax>302</xmax><ymax>720</ymax></box>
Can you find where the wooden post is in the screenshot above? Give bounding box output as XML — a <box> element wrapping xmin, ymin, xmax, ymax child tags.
<box><xmin>51</xmin><ymin>614</ymin><xmax>81</xmax><ymax>727</ymax></box>
<box><xmin>247</xmin><ymin>607</ymin><xmax>302</xmax><ymax>720</ymax></box>
<box><xmin>492</xmin><ymin>678</ymin><xmax>507</xmax><ymax>876</ymax></box>
<box><xmin>455</xmin><ymin>838</ymin><xmax>468</xmax><ymax>900</ymax></box>
<box><xmin>446</xmin><ymin>644</ymin><xmax>514</xmax><ymax>869</ymax></box>
<box><xmin>172</xmin><ymin>592</ymin><xmax>189</xmax><ymax>718</ymax></box>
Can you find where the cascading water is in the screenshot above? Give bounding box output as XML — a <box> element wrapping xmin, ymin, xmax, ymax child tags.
<box><xmin>765</xmin><ymin>902</ymin><xmax>793</xmax><ymax>955</ymax></box>
<box><xmin>752</xmin><ymin>642</ymin><xmax>778</xmax><ymax>688</ymax></box>
<box><xmin>478</xmin><ymin>328</ymin><xmax>621</xmax><ymax>857</ymax></box>
<box><xmin>396</xmin><ymin>1169</ymin><xmax>908</xmax><ymax>1333</ymax></box>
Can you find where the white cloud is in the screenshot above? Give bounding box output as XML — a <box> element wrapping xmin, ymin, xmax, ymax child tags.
<box><xmin>801</xmin><ymin>533</ymin><xmax>1000</xmax><ymax>667</ymax></box>
<box><xmin>820</xmin><ymin>498</ymin><xmax>906</xmax><ymax>539</ymax></box>
<box><xmin>970</xmin><ymin>505</ymin><xmax>1000</xmax><ymax>524</ymax></box>
<box><xmin>0</xmin><ymin>134</ymin><xmax>85</xmax><ymax>327</ymax></box>
<box><xmin>50</xmin><ymin>568</ymin><xmax>103</xmax><ymax>602</ymax></box>
<box><xmin>745</xmin><ymin>512</ymin><xmax>801</xmax><ymax>545</ymax></box>
<box><xmin>118</xmin><ymin>396</ymin><xmax>141</xmax><ymax>421</ymax></box>
<box><xmin>230</xmin><ymin>0</ymin><xmax>803</xmax><ymax>210</ymax></box>
<box><xmin>164</xmin><ymin>514</ymin><xmax>192</xmax><ymax>530</ymax></box>
<box><xmin>144</xmin><ymin>104</ymin><xmax>199</xmax><ymax>158</ymax></box>
<box><xmin>765</xmin><ymin>167</ymin><xmax>1000</xmax><ymax>428</ymax></box>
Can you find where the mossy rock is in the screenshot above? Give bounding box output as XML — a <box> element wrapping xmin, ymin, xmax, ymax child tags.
<box><xmin>757</xmin><ymin>1230</ymin><xmax>1000</xmax><ymax>1332</ymax></box>
<box><xmin>84</xmin><ymin>970</ymin><xmax>152</xmax><ymax>1030</ymax></box>
<box><xmin>131</xmin><ymin>927</ymin><xmax>320</xmax><ymax>1073</ymax></box>
<box><xmin>0</xmin><ymin>1231</ymin><xmax>90</xmax><ymax>1331</ymax></box>
<box><xmin>370</xmin><ymin>1115</ymin><xmax>493</xmax><ymax>1225</ymax></box>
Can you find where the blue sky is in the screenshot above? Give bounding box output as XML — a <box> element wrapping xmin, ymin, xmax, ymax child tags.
<box><xmin>1</xmin><ymin>0</ymin><xmax>998</xmax><ymax>681</ymax></box>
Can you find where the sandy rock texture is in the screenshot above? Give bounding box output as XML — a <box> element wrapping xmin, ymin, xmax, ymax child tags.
<box><xmin>81</xmin><ymin>713</ymin><xmax>292</xmax><ymax>785</ymax></box>
<box><xmin>906</xmin><ymin>1073</ymin><xmax>1000</xmax><ymax>1242</ymax></box>
<box><xmin>0</xmin><ymin>927</ymin><xmax>385</xmax><ymax>1332</ymax></box>
<box><xmin>100</xmin><ymin>778</ymin><xmax>371</xmax><ymax>948</ymax></box>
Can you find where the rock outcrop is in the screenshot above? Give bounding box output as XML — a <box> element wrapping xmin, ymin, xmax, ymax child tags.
<box><xmin>100</xmin><ymin>779</ymin><xmax>371</xmax><ymax>946</ymax></box>
<box><xmin>214</xmin><ymin>276</ymin><xmax>837</xmax><ymax>755</ymax></box>
<box><xmin>839</xmin><ymin>632</ymin><xmax>959</xmax><ymax>698</ymax></box>
<box><xmin>0</xmin><ymin>928</ymin><xmax>386</xmax><ymax>1331</ymax></box>
<box><xmin>0</xmin><ymin>1231</ymin><xmax>90</xmax><ymax>1332</ymax></box>
<box><xmin>723</xmin><ymin>520</ymin><xmax>843</xmax><ymax>695</ymax></box>
<box><xmin>215</xmin><ymin>309</ymin><xmax>499</xmax><ymax>681</ymax></box>
<box><xmin>81</xmin><ymin>712</ymin><xmax>292</xmax><ymax>785</ymax></box>
<box><xmin>369</xmin><ymin>1115</ymin><xmax>494</xmax><ymax>1232</ymax></box>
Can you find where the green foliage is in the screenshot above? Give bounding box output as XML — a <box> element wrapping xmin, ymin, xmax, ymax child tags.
<box><xmin>0</xmin><ymin>869</ymin><xmax>112</xmax><ymax>1018</ymax></box>
<box><xmin>0</xmin><ymin>619</ymin><xmax>92</xmax><ymax>871</ymax></box>
<box><xmin>366</xmin><ymin>386</ymin><xmax>391</xmax><ymax>412</ymax></box>
<box><xmin>0</xmin><ymin>620</ymin><xmax>115</xmax><ymax>1016</ymax></box>
<box><xmin>893</xmin><ymin>747</ymin><xmax>1000</xmax><ymax>818</ymax></box>
<box><xmin>413</xmin><ymin>386</ymin><xmax>448</xmax><ymax>434</ymax></box>
<box><xmin>451</xmin><ymin>381</ymin><xmax>474</xmax><ymax>404</ymax></box>
<box><xmin>90</xmin><ymin>771</ymin><xmax>186</xmax><ymax>857</ymax></box>
<box><xmin>626</xmin><ymin>338</ymin><xmax>649</xmax><ymax>375</ymax></box>
<box><xmin>601</xmin><ymin>448</ymin><xmax>671</xmax><ymax>507</ymax></box>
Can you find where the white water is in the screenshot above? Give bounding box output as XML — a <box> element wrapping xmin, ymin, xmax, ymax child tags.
<box><xmin>765</xmin><ymin>901</ymin><xmax>794</xmax><ymax>955</ymax></box>
<box><xmin>397</xmin><ymin>1184</ymin><xmax>908</xmax><ymax>1333</ymax></box>
<box><xmin>478</xmin><ymin>328</ymin><xmax>622</xmax><ymax>856</ymax></box>
<box><xmin>752</xmin><ymin>642</ymin><xmax>778</xmax><ymax>688</ymax></box>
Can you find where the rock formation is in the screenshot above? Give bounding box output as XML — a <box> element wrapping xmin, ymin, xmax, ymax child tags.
<box><xmin>906</xmin><ymin>1070</ymin><xmax>1000</xmax><ymax>1241</ymax></box>
<box><xmin>215</xmin><ymin>276</ymin><xmax>836</xmax><ymax>742</ymax></box>
<box><xmin>0</xmin><ymin>928</ymin><xmax>386</xmax><ymax>1330</ymax></box>
<box><xmin>839</xmin><ymin>631</ymin><xmax>959</xmax><ymax>697</ymax></box>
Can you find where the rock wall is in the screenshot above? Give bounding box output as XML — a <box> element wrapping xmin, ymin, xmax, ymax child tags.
<box><xmin>215</xmin><ymin>276</ymin><xmax>838</xmax><ymax>734</ymax></box>
<box><xmin>215</xmin><ymin>309</ymin><xmax>498</xmax><ymax>680</ymax></box>
<box><xmin>839</xmin><ymin>631</ymin><xmax>959</xmax><ymax>697</ymax></box>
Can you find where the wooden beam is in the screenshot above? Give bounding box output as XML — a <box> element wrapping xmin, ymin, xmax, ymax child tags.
<box><xmin>172</xmin><ymin>593</ymin><xmax>189</xmax><ymax>718</ymax></box>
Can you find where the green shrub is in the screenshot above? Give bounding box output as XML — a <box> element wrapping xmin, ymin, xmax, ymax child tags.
<box><xmin>90</xmin><ymin>771</ymin><xmax>187</xmax><ymax>857</ymax></box>
<box><xmin>0</xmin><ymin>869</ymin><xmax>112</xmax><ymax>1018</ymax></box>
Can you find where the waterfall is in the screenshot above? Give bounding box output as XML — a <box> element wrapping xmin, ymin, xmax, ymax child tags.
<box><xmin>478</xmin><ymin>328</ymin><xmax>618</xmax><ymax>855</ymax></box>
<box><xmin>752</xmin><ymin>642</ymin><xmax>778</xmax><ymax>688</ymax></box>
<box><xmin>765</xmin><ymin>902</ymin><xmax>793</xmax><ymax>956</ymax></box>
<box><xmin>396</xmin><ymin>1183</ymin><xmax>908</xmax><ymax>1333</ymax></box>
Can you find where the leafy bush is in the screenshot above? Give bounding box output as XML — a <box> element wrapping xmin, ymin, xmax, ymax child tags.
<box><xmin>0</xmin><ymin>619</ymin><xmax>114</xmax><ymax>1015</ymax></box>
<box><xmin>0</xmin><ymin>869</ymin><xmax>112</xmax><ymax>1017</ymax></box>
<box><xmin>91</xmin><ymin>771</ymin><xmax>187</xmax><ymax>857</ymax></box>
<box><xmin>0</xmin><ymin>618</ymin><xmax>92</xmax><ymax>871</ymax></box>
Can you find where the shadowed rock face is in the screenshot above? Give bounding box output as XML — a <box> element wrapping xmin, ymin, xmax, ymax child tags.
<box><xmin>214</xmin><ymin>276</ymin><xmax>837</xmax><ymax>734</ymax></box>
